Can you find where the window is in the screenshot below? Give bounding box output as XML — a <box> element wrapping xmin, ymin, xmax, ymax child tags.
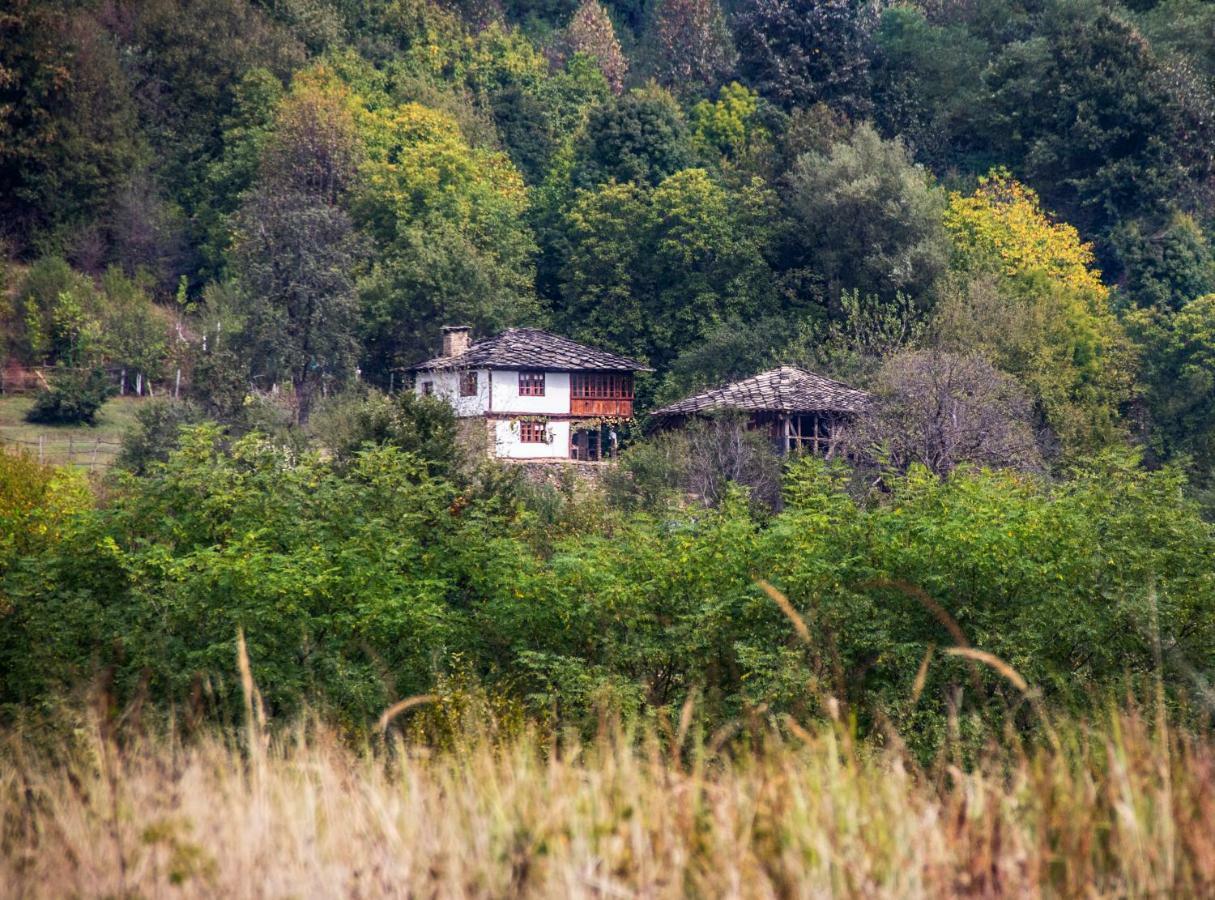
<box><xmin>420</xmin><ymin>380</ymin><xmax>433</xmax><ymax>396</ymax></box>
<box><xmin>518</xmin><ymin>419</ymin><xmax>548</xmax><ymax>443</ymax></box>
<box><xmin>570</xmin><ymin>373</ymin><xmax>633</xmax><ymax>399</ymax></box>
<box><xmin>518</xmin><ymin>371</ymin><xmax>545</xmax><ymax>396</ymax></box>
<box><xmin>460</xmin><ymin>370</ymin><xmax>478</xmax><ymax>397</ymax></box>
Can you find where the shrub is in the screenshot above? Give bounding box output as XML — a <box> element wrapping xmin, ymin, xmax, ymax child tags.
<box><xmin>0</xmin><ymin>449</ymin><xmax>89</xmax><ymax>579</ymax></box>
<box><xmin>311</xmin><ymin>388</ymin><xmax>460</xmax><ymax>477</ymax></box>
<box><xmin>24</xmin><ymin>368</ymin><xmax>115</xmax><ymax>425</ymax></box>
<box><xmin>116</xmin><ymin>398</ymin><xmax>207</xmax><ymax>474</ymax></box>
<box><xmin>2</xmin><ymin>430</ymin><xmax>1212</xmax><ymax>744</ymax></box>
<box><xmin>608</xmin><ymin>411</ymin><xmax>783</xmax><ymax>511</ymax></box>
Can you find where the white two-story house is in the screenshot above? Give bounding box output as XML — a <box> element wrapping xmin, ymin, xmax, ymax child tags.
<box><xmin>410</xmin><ymin>326</ymin><xmax>651</xmax><ymax>461</ymax></box>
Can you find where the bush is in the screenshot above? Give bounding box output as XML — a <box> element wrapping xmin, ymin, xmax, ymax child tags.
<box><xmin>2</xmin><ymin>430</ymin><xmax>1211</xmax><ymax>745</ymax></box>
<box><xmin>607</xmin><ymin>411</ymin><xmax>783</xmax><ymax>511</ymax></box>
<box><xmin>24</xmin><ymin>368</ymin><xmax>115</xmax><ymax>425</ymax></box>
<box><xmin>0</xmin><ymin>450</ymin><xmax>89</xmax><ymax>576</ymax></box>
<box><xmin>116</xmin><ymin>398</ymin><xmax>207</xmax><ymax>474</ymax></box>
<box><xmin>311</xmin><ymin>388</ymin><xmax>460</xmax><ymax>478</ymax></box>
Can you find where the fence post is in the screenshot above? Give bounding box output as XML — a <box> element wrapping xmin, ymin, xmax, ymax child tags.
<box><xmin>68</xmin><ymin>434</ymin><xmax>73</xmax><ymax>463</ymax></box>
<box><xmin>38</xmin><ymin>433</ymin><xmax>43</xmax><ymax>465</ymax></box>
<box><xmin>175</xmin><ymin>368</ymin><xmax>181</xmax><ymax>399</ymax></box>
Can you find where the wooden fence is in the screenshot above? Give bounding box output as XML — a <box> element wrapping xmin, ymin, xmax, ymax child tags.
<box><xmin>1</xmin><ymin>364</ymin><xmax>181</xmax><ymax>398</ymax></box>
<box><xmin>1</xmin><ymin>434</ymin><xmax>123</xmax><ymax>469</ymax></box>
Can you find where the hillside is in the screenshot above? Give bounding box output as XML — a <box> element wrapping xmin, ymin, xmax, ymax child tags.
<box><xmin>1</xmin><ymin>0</ymin><xmax>1213</xmax><ymax>486</ymax></box>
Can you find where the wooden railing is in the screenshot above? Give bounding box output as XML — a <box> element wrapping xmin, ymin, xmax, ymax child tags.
<box><xmin>1</xmin><ymin>434</ymin><xmax>123</xmax><ymax>469</ymax></box>
<box><xmin>570</xmin><ymin>398</ymin><xmax>634</xmax><ymax>417</ymax></box>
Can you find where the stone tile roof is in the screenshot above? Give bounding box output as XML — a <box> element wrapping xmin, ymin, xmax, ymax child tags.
<box><xmin>650</xmin><ymin>366</ymin><xmax>871</xmax><ymax>418</ymax></box>
<box><xmin>411</xmin><ymin>328</ymin><xmax>652</xmax><ymax>372</ymax></box>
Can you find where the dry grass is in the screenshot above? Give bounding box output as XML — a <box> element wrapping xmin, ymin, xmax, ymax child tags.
<box><xmin>1</xmin><ymin>705</ymin><xmax>1212</xmax><ymax>899</ymax></box>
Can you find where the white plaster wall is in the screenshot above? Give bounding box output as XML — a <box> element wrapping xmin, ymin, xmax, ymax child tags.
<box><xmin>490</xmin><ymin>369</ymin><xmax>570</xmax><ymax>415</ymax></box>
<box><xmin>492</xmin><ymin>417</ymin><xmax>571</xmax><ymax>459</ymax></box>
<box><xmin>414</xmin><ymin>369</ymin><xmax>490</xmax><ymax>417</ymax></box>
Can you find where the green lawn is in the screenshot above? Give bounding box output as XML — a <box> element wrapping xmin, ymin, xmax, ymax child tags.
<box><xmin>0</xmin><ymin>395</ymin><xmax>141</xmax><ymax>469</ymax></box>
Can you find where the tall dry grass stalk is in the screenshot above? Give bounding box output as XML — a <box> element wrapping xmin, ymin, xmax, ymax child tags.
<box><xmin>1</xmin><ymin>706</ymin><xmax>1212</xmax><ymax>898</ymax></box>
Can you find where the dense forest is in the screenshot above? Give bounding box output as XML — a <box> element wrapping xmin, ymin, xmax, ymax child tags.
<box><xmin>5</xmin><ymin>0</ymin><xmax>1215</xmax><ymax>466</ymax></box>
<box><xmin>1</xmin><ymin>0</ymin><xmax>1215</xmax><ymax>747</ymax></box>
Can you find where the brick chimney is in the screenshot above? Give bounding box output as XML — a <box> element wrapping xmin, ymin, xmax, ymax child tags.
<box><xmin>441</xmin><ymin>325</ymin><xmax>471</xmax><ymax>357</ymax></box>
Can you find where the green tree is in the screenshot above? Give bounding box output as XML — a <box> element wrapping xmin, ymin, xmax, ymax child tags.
<box><xmin>230</xmin><ymin>80</ymin><xmax>366</xmax><ymax>423</ymax></box>
<box><xmin>195</xmin><ymin>68</ymin><xmax>287</xmax><ymax>277</ymax></box>
<box><xmin>116</xmin><ymin>399</ymin><xmax>207</xmax><ymax>475</ymax></box>
<box><xmin>1110</xmin><ymin>211</ymin><xmax>1215</xmax><ymax>311</ymax></box>
<box><xmin>656</xmin><ymin>314</ymin><xmax>793</xmax><ymax>404</ymax></box>
<box><xmin>558</xmin><ymin>168</ymin><xmax>780</xmax><ymax>369</ymax></box>
<box><xmin>9</xmin><ymin>257</ymin><xmax>98</xmax><ymax>365</ymax></box>
<box><xmin>981</xmin><ymin>3</ymin><xmax>1205</xmax><ymax>240</ymax></box>
<box><xmin>1125</xmin><ymin>295</ymin><xmax>1215</xmax><ymax>487</ymax></box>
<box><xmin>0</xmin><ymin>4</ymin><xmax>144</xmax><ymax>254</ymax></box>
<box><xmin>490</xmin><ymin>53</ymin><xmax>611</xmax><ymax>183</ymax></box>
<box><xmin>570</xmin><ymin>86</ymin><xmax>694</xmax><ymax>188</ymax></box>
<box><xmin>786</xmin><ymin>124</ymin><xmax>950</xmax><ymax>305</ymax></box>
<box><xmin>732</xmin><ymin>0</ymin><xmax>876</xmax><ymax>115</ymax></box>
<box><xmin>125</xmin><ymin>0</ymin><xmax>304</xmax><ymax>262</ymax></box>
<box><xmin>869</xmin><ymin>6</ymin><xmax>988</xmax><ymax>169</ymax></box>
<box><xmin>312</xmin><ymin>388</ymin><xmax>460</xmax><ymax>477</ymax></box>
<box><xmin>1135</xmin><ymin>0</ymin><xmax>1215</xmax><ymax>82</ymax></box>
<box><xmin>25</xmin><ymin>367</ymin><xmax>114</xmax><ymax>425</ymax></box>
<box><xmin>354</xmin><ymin>101</ymin><xmax>537</xmax><ymax>378</ymax></box>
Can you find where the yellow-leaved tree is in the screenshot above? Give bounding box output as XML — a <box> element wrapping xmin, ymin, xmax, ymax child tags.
<box><xmin>353</xmin><ymin>100</ymin><xmax>538</xmax><ymax>377</ymax></box>
<box><xmin>937</xmin><ymin>170</ymin><xmax>1134</xmax><ymax>453</ymax></box>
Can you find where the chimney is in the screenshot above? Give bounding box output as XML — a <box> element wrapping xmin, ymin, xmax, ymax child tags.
<box><xmin>441</xmin><ymin>325</ymin><xmax>471</xmax><ymax>357</ymax></box>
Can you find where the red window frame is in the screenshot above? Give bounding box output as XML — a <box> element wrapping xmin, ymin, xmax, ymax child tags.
<box><xmin>518</xmin><ymin>371</ymin><xmax>546</xmax><ymax>396</ymax></box>
<box><xmin>518</xmin><ymin>419</ymin><xmax>548</xmax><ymax>443</ymax></box>
<box><xmin>570</xmin><ymin>372</ymin><xmax>634</xmax><ymax>399</ymax></box>
<box><xmin>459</xmin><ymin>370</ymin><xmax>478</xmax><ymax>397</ymax></box>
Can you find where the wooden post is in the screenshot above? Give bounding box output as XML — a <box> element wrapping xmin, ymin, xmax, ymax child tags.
<box><xmin>175</xmin><ymin>368</ymin><xmax>181</xmax><ymax>399</ymax></box>
<box><xmin>782</xmin><ymin>415</ymin><xmax>791</xmax><ymax>455</ymax></box>
<box><xmin>135</xmin><ymin>372</ymin><xmax>143</xmax><ymax>396</ymax></box>
<box><xmin>120</xmin><ymin>368</ymin><xmax>127</xmax><ymax>395</ymax></box>
<box><xmin>38</xmin><ymin>434</ymin><xmax>43</xmax><ymax>465</ymax></box>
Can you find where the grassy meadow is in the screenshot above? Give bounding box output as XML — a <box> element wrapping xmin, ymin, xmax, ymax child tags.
<box><xmin>0</xmin><ymin>395</ymin><xmax>139</xmax><ymax>470</ymax></box>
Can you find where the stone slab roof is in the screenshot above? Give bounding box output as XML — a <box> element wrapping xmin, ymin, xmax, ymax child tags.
<box><xmin>650</xmin><ymin>366</ymin><xmax>871</xmax><ymax>418</ymax></box>
<box><xmin>411</xmin><ymin>328</ymin><xmax>652</xmax><ymax>372</ymax></box>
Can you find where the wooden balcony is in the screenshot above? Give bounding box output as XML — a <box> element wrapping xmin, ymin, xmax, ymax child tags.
<box><xmin>570</xmin><ymin>398</ymin><xmax>634</xmax><ymax>417</ymax></box>
<box><xmin>570</xmin><ymin>373</ymin><xmax>634</xmax><ymax>418</ymax></box>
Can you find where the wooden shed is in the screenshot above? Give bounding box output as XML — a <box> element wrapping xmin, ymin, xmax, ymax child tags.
<box><xmin>648</xmin><ymin>366</ymin><xmax>871</xmax><ymax>455</ymax></box>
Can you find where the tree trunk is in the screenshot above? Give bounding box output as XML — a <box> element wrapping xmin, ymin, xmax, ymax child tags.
<box><xmin>294</xmin><ymin>374</ymin><xmax>314</xmax><ymax>425</ymax></box>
